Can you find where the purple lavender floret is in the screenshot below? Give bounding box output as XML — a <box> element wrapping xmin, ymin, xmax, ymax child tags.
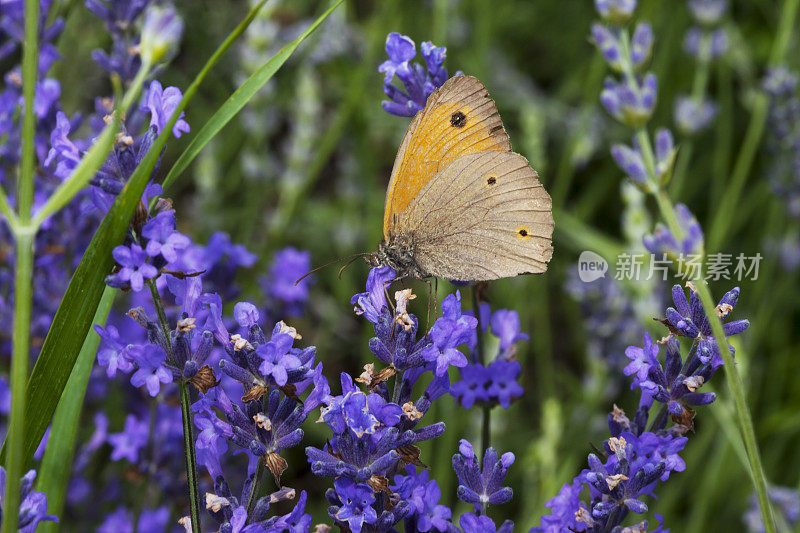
<box><xmin>128</xmin><ymin>343</ymin><xmax>173</xmax><ymax>396</ymax></box>
<box><xmin>214</xmin><ymin>302</ymin><xmax>317</xmax><ymax>392</ymax></box>
<box><xmin>594</xmin><ymin>0</ymin><xmax>637</xmax><ymax>24</ymax></box>
<box><xmin>600</xmin><ymin>74</ymin><xmax>658</xmax><ymax>128</ymax></box>
<box><xmin>207</xmin><ymin>386</ymin><xmax>307</xmax><ymax>460</ymax></box>
<box><xmin>105</xmin><ymin>243</ymin><xmax>159</xmax><ymax>292</ymax></box>
<box><xmin>674</xmin><ymin>96</ymin><xmax>718</xmax><ymax>134</ymax></box>
<box><xmin>94</xmin><ymin>324</ymin><xmax>136</xmax><ymax>377</ymax></box>
<box><xmin>141</xmin><ymin>80</ymin><xmax>190</xmax><ymax>138</ymax></box>
<box><xmin>329</xmin><ymin>477</ymin><xmax>379</xmax><ymax>533</ymax></box>
<box><xmin>452</xmin><ymin>439</ymin><xmax>515</xmax><ymax>512</ymax></box>
<box><xmin>379</xmin><ymin>32</ymin><xmax>453</xmax><ymax>117</ymax></box>
<box><xmin>107</xmin><ymin>414</ymin><xmax>149</xmax><ymax>462</ymax></box>
<box><xmin>141</xmin><ymin>210</ymin><xmax>191</xmax><ymax>264</ymax></box>
<box><xmin>426</xmin><ymin>291</ymin><xmax>476</xmax><ymax>376</ymax></box>
<box><xmin>460</xmin><ymin>513</ymin><xmax>514</xmax><ymax>533</ymax></box>
<box><xmin>0</xmin><ymin>467</ymin><xmax>58</xmax><ymax>532</ymax></box>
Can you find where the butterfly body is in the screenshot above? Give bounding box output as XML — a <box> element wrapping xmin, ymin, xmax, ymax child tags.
<box><xmin>371</xmin><ymin>75</ymin><xmax>554</xmax><ymax>283</ymax></box>
<box><xmin>367</xmin><ymin>234</ymin><xmax>429</xmax><ymax>280</ymax></box>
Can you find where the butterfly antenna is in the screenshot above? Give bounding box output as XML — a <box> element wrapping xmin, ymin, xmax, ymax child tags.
<box><xmin>337</xmin><ymin>255</ymin><xmax>363</xmax><ymax>279</ymax></box>
<box><xmin>294</xmin><ymin>252</ymin><xmax>370</xmax><ymax>286</ymax></box>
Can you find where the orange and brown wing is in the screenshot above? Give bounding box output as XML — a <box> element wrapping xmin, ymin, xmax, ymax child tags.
<box><xmin>382</xmin><ymin>75</ymin><xmax>512</xmax><ymax>238</ymax></box>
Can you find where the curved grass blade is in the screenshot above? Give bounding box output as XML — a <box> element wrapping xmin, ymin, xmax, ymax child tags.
<box><xmin>35</xmin><ymin>286</ymin><xmax>116</xmax><ymax>533</ymax></box>
<box><xmin>0</xmin><ymin>0</ymin><xmax>272</xmax><ymax>470</ymax></box>
<box><xmin>159</xmin><ymin>0</ymin><xmax>345</xmax><ymax>194</ymax></box>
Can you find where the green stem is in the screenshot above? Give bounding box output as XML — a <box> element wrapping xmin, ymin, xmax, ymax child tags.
<box><xmin>3</xmin><ymin>0</ymin><xmax>39</xmax><ymax>528</ymax></box>
<box><xmin>694</xmin><ymin>282</ymin><xmax>776</xmax><ymax>533</ymax></box>
<box><xmin>472</xmin><ymin>288</ymin><xmax>491</xmax><ymax>464</ymax></box>
<box><xmin>5</xmin><ymin>230</ymin><xmax>34</xmax><ymax>533</ymax></box>
<box><xmin>146</xmin><ymin>279</ymin><xmax>200</xmax><ymax>532</ymax></box>
<box><xmin>246</xmin><ymin>394</ymin><xmax>268</xmax><ymax>516</ymax></box>
<box><xmin>0</xmin><ymin>185</ymin><xmax>20</xmax><ymax>233</ymax></box>
<box><xmin>17</xmin><ymin>0</ymin><xmax>39</xmax><ymax>223</ymax></box>
<box><xmin>147</xmin><ymin>279</ymin><xmax>175</xmax><ymax>361</ymax></box>
<box><xmin>179</xmin><ymin>381</ymin><xmax>202</xmax><ymax>533</ymax></box>
<box><xmin>653</xmin><ymin>188</ymin><xmax>683</xmax><ymax>241</ymax></box>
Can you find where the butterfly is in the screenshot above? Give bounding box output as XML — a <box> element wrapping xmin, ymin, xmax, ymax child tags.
<box><xmin>367</xmin><ymin>75</ymin><xmax>554</xmax><ymax>282</ymax></box>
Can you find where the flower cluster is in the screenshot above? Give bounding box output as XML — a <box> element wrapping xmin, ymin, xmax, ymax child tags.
<box><xmin>302</xmin><ymin>267</ymin><xmax>520</xmax><ymax>532</ymax></box>
<box><xmin>662</xmin><ymin>283</ymin><xmax>748</xmax><ymax>369</ymax></box>
<box><xmin>379</xmin><ymin>32</ymin><xmax>454</xmax><ymax>117</ymax></box>
<box><xmin>535</xmin><ymin>283</ymin><xmax>747</xmax><ymax>531</ymax></box>
<box><xmin>451</xmin><ymin>304</ymin><xmax>528</xmax><ymax>409</ymax></box>
<box><xmin>591</xmin><ymin>0</ymin><xmax>682</xmax><ymax>195</ymax></box>
<box><xmin>0</xmin><ymin>467</ymin><xmax>58</xmax><ymax>532</ymax></box>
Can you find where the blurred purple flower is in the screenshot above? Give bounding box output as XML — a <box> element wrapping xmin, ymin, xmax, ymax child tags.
<box><xmin>107</xmin><ymin>415</ymin><xmax>149</xmax><ymax>462</ymax></box>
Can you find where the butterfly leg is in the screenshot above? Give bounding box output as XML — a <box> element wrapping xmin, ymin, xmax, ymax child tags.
<box><xmin>425</xmin><ymin>278</ymin><xmax>433</xmax><ymax>333</ymax></box>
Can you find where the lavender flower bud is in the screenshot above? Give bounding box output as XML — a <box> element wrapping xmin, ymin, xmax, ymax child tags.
<box><xmin>591</xmin><ymin>23</ymin><xmax>624</xmax><ymax>72</ymax></box>
<box><xmin>674</xmin><ymin>95</ymin><xmax>718</xmax><ymax>134</ymax></box>
<box><xmin>140</xmin><ymin>5</ymin><xmax>184</xmax><ymax>66</ymax></box>
<box><xmin>630</xmin><ymin>23</ymin><xmax>654</xmax><ymax>70</ymax></box>
<box><xmin>688</xmin><ymin>0</ymin><xmax>728</xmax><ymax>26</ymax></box>
<box><xmin>611</xmin><ymin>143</ymin><xmax>649</xmax><ymax>185</ymax></box>
<box><xmin>595</xmin><ymin>0</ymin><xmax>637</xmax><ymax>25</ymax></box>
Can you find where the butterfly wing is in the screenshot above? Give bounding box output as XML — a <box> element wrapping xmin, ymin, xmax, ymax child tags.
<box><xmin>383</xmin><ymin>75</ymin><xmax>512</xmax><ymax>239</ymax></box>
<box><xmin>399</xmin><ymin>150</ymin><xmax>554</xmax><ymax>281</ymax></box>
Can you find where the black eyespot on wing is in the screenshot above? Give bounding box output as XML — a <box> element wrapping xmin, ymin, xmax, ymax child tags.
<box><xmin>518</xmin><ymin>229</ymin><xmax>528</xmax><ymax>237</ymax></box>
<box><xmin>487</xmin><ymin>176</ymin><xmax>496</xmax><ymax>185</ymax></box>
<box><xmin>450</xmin><ymin>111</ymin><xmax>466</xmax><ymax>128</ymax></box>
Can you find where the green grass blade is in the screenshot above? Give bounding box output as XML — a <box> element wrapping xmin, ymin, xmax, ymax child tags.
<box><xmin>159</xmin><ymin>0</ymin><xmax>345</xmax><ymax>194</ymax></box>
<box><xmin>0</xmin><ymin>0</ymin><xmax>273</xmax><ymax>470</ymax></box>
<box><xmin>35</xmin><ymin>286</ymin><xmax>116</xmax><ymax>533</ymax></box>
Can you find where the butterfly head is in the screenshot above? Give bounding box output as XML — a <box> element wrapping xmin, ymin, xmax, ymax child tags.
<box><xmin>367</xmin><ymin>236</ymin><xmax>430</xmax><ymax>280</ymax></box>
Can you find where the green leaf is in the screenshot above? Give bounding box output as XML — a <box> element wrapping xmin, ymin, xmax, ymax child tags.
<box><xmin>159</xmin><ymin>0</ymin><xmax>346</xmax><ymax>193</ymax></box>
<box><xmin>0</xmin><ymin>0</ymin><xmax>280</xmax><ymax>470</ymax></box>
<box><xmin>35</xmin><ymin>286</ymin><xmax>116</xmax><ymax>533</ymax></box>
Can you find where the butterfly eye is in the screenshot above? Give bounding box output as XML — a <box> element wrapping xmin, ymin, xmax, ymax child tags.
<box><xmin>450</xmin><ymin>111</ymin><xmax>467</xmax><ymax>128</ymax></box>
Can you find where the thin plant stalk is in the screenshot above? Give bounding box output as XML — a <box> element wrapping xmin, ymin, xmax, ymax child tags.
<box><xmin>471</xmin><ymin>288</ymin><xmax>491</xmax><ymax>469</ymax></box>
<box><xmin>147</xmin><ymin>279</ymin><xmax>201</xmax><ymax>533</ymax></box>
<box><xmin>3</xmin><ymin>0</ymin><xmax>39</xmax><ymax>528</ymax></box>
<box><xmin>5</xmin><ymin>230</ymin><xmax>34</xmax><ymax>533</ymax></box>
<box><xmin>694</xmin><ymin>282</ymin><xmax>776</xmax><ymax>532</ymax></box>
